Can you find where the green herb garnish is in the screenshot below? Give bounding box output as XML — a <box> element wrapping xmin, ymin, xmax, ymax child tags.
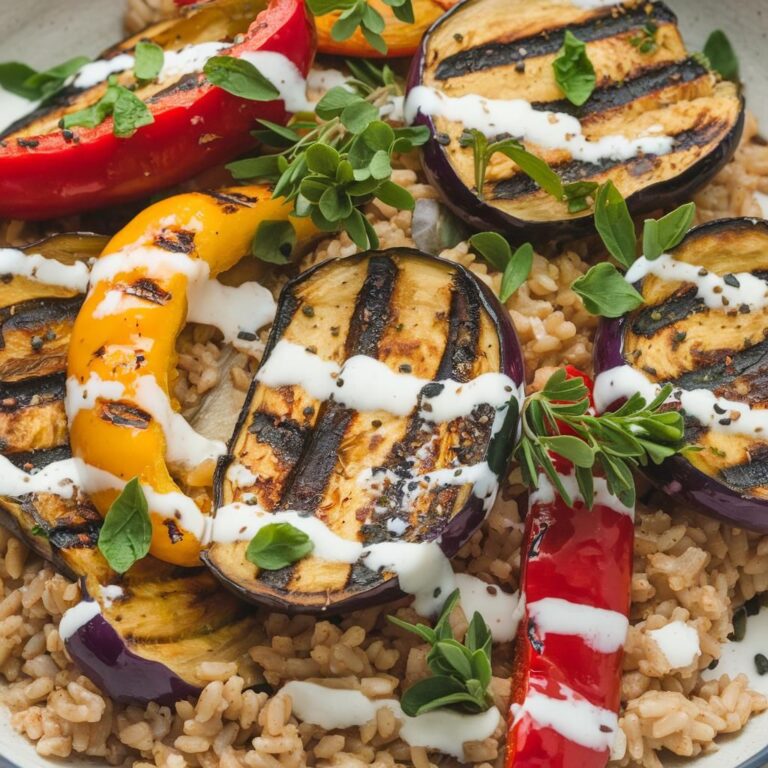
<box><xmin>572</xmin><ymin>262</ymin><xmax>644</xmax><ymax>317</ymax></box>
<box><xmin>552</xmin><ymin>30</ymin><xmax>596</xmax><ymax>106</ymax></box>
<box><xmin>252</xmin><ymin>220</ymin><xmax>297</xmax><ymax>264</ymax></box>
<box><xmin>630</xmin><ymin>23</ymin><xmax>659</xmax><ymax>55</ymax></box>
<box><xmin>60</xmin><ymin>75</ymin><xmax>154</xmax><ymax>138</ymax></box>
<box><xmin>642</xmin><ymin>202</ymin><xmax>696</xmax><ymax>261</ymax></box>
<box><xmin>306</xmin><ymin>0</ymin><xmax>415</xmax><ymax>55</ymax></box>
<box><xmin>469</xmin><ymin>232</ymin><xmax>533</xmax><ymax>301</ymax></box>
<box><xmin>30</xmin><ymin>524</ymin><xmax>49</xmax><ymax>539</ymax></box>
<box><xmin>388</xmin><ymin>590</ymin><xmax>494</xmax><ymax>716</ymax></box>
<box><xmin>593</xmin><ymin>180</ymin><xmax>637</xmax><ymax>269</ymax></box>
<box><xmin>203</xmin><ymin>56</ymin><xmax>281</xmax><ymax>101</ymax></box>
<box><xmin>97</xmin><ymin>478</ymin><xmax>152</xmax><ymax>574</ymax></box>
<box><xmin>703</xmin><ymin>30</ymin><xmax>739</xmax><ymax>82</ymax></box>
<box><xmin>0</xmin><ymin>56</ymin><xmax>89</xmax><ymax>101</ymax></box>
<box><xmin>246</xmin><ymin>522</ymin><xmax>314</xmax><ymax>570</ymax></box>
<box><xmin>133</xmin><ymin>40</ymin><xmax>164</xmax><ymax>82</ymax></box>
<box><xmin>516</xmin><ymin>369</ymin><xmax>685</xmax><ymax>509</ymax></box>
<box><xmin>228</xmin><ymin>67</ymin><xmax>428</xmax><ymax>250</ymax></box>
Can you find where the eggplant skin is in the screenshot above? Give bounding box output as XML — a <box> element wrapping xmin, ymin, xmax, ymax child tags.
<box><xmin>408</xmin><ymin>0</ymin><xmax>745</xmax><ymax>241</ymax></box>
<box><xmin>595</xmin><ymin>218</ymin><xmax>768</xmax><ymax>532</ymax></box>
<box><xmin>205</xmin><ymin>248</ymin><xmax>525</xmax><ymax>614</ymax></box>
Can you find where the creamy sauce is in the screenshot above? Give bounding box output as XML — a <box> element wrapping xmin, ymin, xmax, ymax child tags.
<box><xmin>66</xmin><ymin>373</ymin><xmax>225</xmax><ymax>468</ymax></box>
<box><xmin>226</xmin><ymin>463</ymin><xmax>259</xmax><ymax>489</ymax></box>
<box><xmin>648</xmin><ymin>621</ymin><xmax>700</xmax><ymax>669</ymax></box>
<box><xmin>256</xmin><ymin>339</ymin><xmax>519</xmax><ymax>424</ymax></box>
<box><xmin>211</xmin><ymin>503</ymin><xmax>516</xmax><ymax>635</ymax></box>
<box><xmin>282</xmin><ymin>681</ymin><xmax>500</xmax><ymax>760</ymax></box>
<box><xmin>58</xmin><ymin>600</ymin><xmax>101</xmax><ymax>641</ymax></box>
<box><xmin>0</xmin><ymin>454</ymin><xmax>80</xmax><ymax>499</ymax></box>
<box><xmin>90</xmin><ymin>244</ymin><xmax>209</xmax><ymax>286</ymax></box>
<box><xmin>0</xmin><ymin>248</ymin><xmax>90</xmax><ymax>292</ymax></box>
<box><xmin>626</xmin><ymin>254</ymin><xmax>768</xmax><ymax>312</ymax></box>
<box><xmin>238</xmin><ymin>52</ymin><xmax>315</xmax><ymax>113</ymax></box>
<box><xmin>404</xmin><ymin>86</ymin><xmax>674</xmax><ymax>165</ymax></box>
<box><xmin>528</xmin><ymin>471</ymin><xmax>635</xmax><ymax>518</ymax></box>
<box><xmin>594</xmin><ymin>364</ymin><xmax>768</xmax><ymax>441</ymax></box>
<box><xmin>73</xmin><ymin>53</ymin><xmax>134</xmax><ymax>89</ymax></box>
<box><xmin>187</xmin><ymin>279</ymin><xmax>276</xmax><ymax>356</ymax></box>
<box><xmin>527</xmin><ymin>597</ymin><xmax>628</xmax><ymax>653</ymax></box>
<box><xmin>511</xmin><ymin>683</ymin><xmax>618</xmax><ymax>752</ymax></box>
<box><xmin>100</xmin><ymin>585</ymin><xmax>124</xmax><ymax>608</ymax></box>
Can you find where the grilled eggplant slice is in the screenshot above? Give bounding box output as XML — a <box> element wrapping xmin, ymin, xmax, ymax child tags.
<box><xmin>0</xmin><ymin>235</ymin><xmax>261</xmax><ymax>704</ymax></box>
<box><xmin>594</xmin><ymin>218</ymin><xmax>768</xmax><ymax>531</ymax></box>
<box><xmin>205</xmin><ymin>249</ymin><xmax>525</xmax><ymax>614</ymax></box>
<box><xmin>407</xmin><ymin>0</ymin><xmax>744</xmax><ymax>238</ymax></box>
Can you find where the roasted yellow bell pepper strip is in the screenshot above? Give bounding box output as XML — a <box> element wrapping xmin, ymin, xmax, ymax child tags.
<box><xmin>67</xmin><ymin>186</ymin><xmax>316</xmax><ymax>567</ymax></box>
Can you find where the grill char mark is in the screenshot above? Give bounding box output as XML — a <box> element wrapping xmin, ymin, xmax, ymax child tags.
<box><xmin>719</xmin><ymin>446</ymin><xmax>768</xmax><ymax>493</ymax></box>
<box><xmin>248</xmin><ymin>413</ymin><xmax>306</xmax><ymax>465</ymax></box>
<box><xmin>0</xmin><ymin>296</ymin><xmax>83</xmax><ymax>350</ymax></box>
<box><xmin>99</xmin><ymin>401</ymin><xmax>153</xmax><ymax>430</ymax></box>
<box><xmin>492</xmin><ymin>121</ymin><xmax>730</xmax><ymax>202</ymax></box>
<box><xmin>277</xmin><ymin>256</ymin><xmax>398</xmax><ymax>514</ymax></box>
<box><xmin>434</xmin><ymin>3</ymin><xmax>677</xmax><ymax>81</ymax></box>
<box><xmin>5</xmin><ymin>444</ymin><xmax>72</xmax><ymax>472</ymax></box>
<box><xmin>360</xmin><ymin>269</ymin><xmax>485</xmax><ymax>546</ymax></box>
<box><xmin>0</xmin><ymin>373</ymin><xmax>65</xmax><ymax>410</ymax></box>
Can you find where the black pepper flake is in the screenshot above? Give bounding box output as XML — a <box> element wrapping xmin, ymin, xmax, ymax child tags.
<box><xmin>61</xmin><ymin>129</ymin><xmax>74</xmax><ymax>142</ymax></box>
<box><xmin>698</xmin><ymin>268</ymin><xmax>709</xmax><ymax>277</ymax></box>
<box><xmin>303</xmin><ymin>406</ymin><xmax>315</xmax><ymax>417</ymax></box>
<box><xmin>17</xmin><ymin>138</ymin><xmax>39</xmax><ymax>149</ymax></box>
<box><xmin>43</xmin><ymin>329</ymin><xmax>56</xmax><ymax>341</ymax></box>
<box><xmin>330</xmin><ymin>326</ymin><xmax>340</xmax><ymax>337</ymax></box>
<box><xmin>336</xmin><ymin>377</ymin><xmax>344</xmax><ymax>387</ymax></box>
<box><xmin>713</xmin><ymin>404</ymin><xmax>726</xmax><ymax>414</ymax></box>
<box><xmin>723</xmin><ymin>273</ymin><xmax>740</xmax><ymax>288</ymax></box>
<box><xmin>739</xmin><ymin>304</ymin><xmax>751</xmax><ymax>314</ymax></box>
<box><xmin>756</xmin><ymin>654</ymin><xmax>768</xmax><ymax>676</ymax></box>
<box><xmin>399</xmin><ymin>363</ymin><xmax>412</xmax><ymax>373</ymax></box>
<box><xmin>237</xmin><ymin>330</ymin><xmax>257</xmax><ymax>341</ymax></box>
<box><xmin>435</xmin><ymin>132</ymin><xmax>450</xmax><ymax>146</ymax></box>
<box><xmin>371</xmin><ymin>419</ymin><xmax>382</xmax><ymax>428</ymax></box>
<box><xmin>719</xmin><ymin>417</ymin><xmax>732</xmax><ymax>426</ymax></box>
<box><xmin>302</xmin><ymin>305</ymin><xmax>315</xmax><ymax>317</ymax></box>
<box><xmin>515</xmin><ymin>60</ymin><xmax>526</xmax><ymax>73</ymax></box>
<box><xmin>673</xmin><ymin>331</ymin><xmax>687</xmax><ymax>343</ymax></box>
<box><xmin>30</xmin><ymin>335</ymin><xmax>43</xmax><ymax>351</ymax></box>
<box><xmin>730</xmin><ymin>606</ymin><xmax>747</xmax><ymax>641</ymax></box>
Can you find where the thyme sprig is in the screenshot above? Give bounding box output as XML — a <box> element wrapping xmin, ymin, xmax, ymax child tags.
<box><xmin>228</xmin><ymin>65</ymin><xmax>429</xmax><ymax>250</ymax></box>
<box><xmin>516</xmin><ymin>369</ymin><xmax>686</xmax><ymax>509</ymax></box>
<box><xmin>388</xmin><ymin>590</ymin><xmax>494</xmax><ymax>716</ymax></box>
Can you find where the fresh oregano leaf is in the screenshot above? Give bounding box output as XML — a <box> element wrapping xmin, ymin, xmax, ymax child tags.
<box><xmin>112</xmin><ymin>86</ymin><xmax>155</xmax><ymax>138</ymax></box>
<box><xmin>246</xmin><ymin>523</ymin><xmax>314</xmax><ymax>570</ymax></box>
<box><xmin>469</xmin><ymin>232</ymin><xmax>511</xmax><ymax>272</ymax></box>
<box><xmin>204</xmin><ymin>56</ymin><xmax>280</xmax><ymax>101</ymax></box>
<box><xmin>252</xmin><ymin>220</ymin><xmax>297</xmax><ymax>265</ymax></box>
<box><xmin>703</xmin><ymin>30</ymin><xmax>739</xmax><ymax>82</ymax></box>
<box><xmin>97</xmin><ymin>477</ymin><xmax>152</xmax><ymax>574</ymax></box>
<box><xmin>133</xmin><ymin>40</ymin><xmax>164</xmax><ymax>82</ymax></box>
<box><xmin>572</xmin><ymin>262</ymin><xmax>644</xmax><ymax>317</ymax></box>
<box><xmin>594</xmin><ymin>181</ymin><xmax>637</xmax><ymax>269</ymax></box>
<box><xmin>552</xmin><ymin>30</ymin><xmax>596</xmax><ymax>106</ymax></box>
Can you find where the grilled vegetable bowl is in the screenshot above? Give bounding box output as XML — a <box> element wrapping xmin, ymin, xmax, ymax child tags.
<box><xmin>594</xmin><ymin>218</ymin><xmax>768</xmax><ymax>531</ymax></box>
<box><xmin>406</xmin><ymin>0</ymin><xmax>745</xmax><ymax>238</ymax></box>
<box><xmin>206</xmin><ymin>248</ymin><xmax>525</xmax><ymax>613</ymax></box>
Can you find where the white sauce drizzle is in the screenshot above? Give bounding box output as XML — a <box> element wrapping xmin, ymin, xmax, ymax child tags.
<box><xmin>211</xmin><ymin>503</ymin><xmax>516</xmax><ymax>635</ymax></box>
<box><xmin>226</xmin><ymin>463</ymin><xmax>259</xmax><ymax>489</ymax></box>
<box><xmin>65</xmin><ymin>373</ymin><xmax>225</xmax><ymax>468</ymax></box>
<box><xmin>527</xmin><ymin>597</ymin><xmax>628</xmax><ymax>653</ymax></box>
<box><xmin>100</xmin><ymin>585</ymin><xmax>124</xmax><ymax>609</ymax></box>
<box><xmin>0</xmin><ymin>249</ymin><xmax>90</xmax><ymax>292</ymax></box>
<box><xmin>648</xmin><ymin>621</ymin><xmax>700</xmax><ymax>669</ymax></box>
<box><xmin>256</xmin><ymin>339</ymin><xmax>518</xmax><ymax>424</ymax></box>
<box><xmin>281</xmin><ymin>681</ymin><xmax>500</xmax><ymax>760</ymax></box>
<box><xmin>58</xmin><ymin>600</ymin><xmax>101</xmax><ymax>641</ymax></box>
<box><xmin>511</xmin><ymin>684</ymin><xmax>617</xmax><ymax>752</ymax></box>
<box><xmin>528</xmin><ymin>471</ymin><xmax>635</xmax><ymax>519</ymax></box>
<box><xmin>238</xmin><ymin>52</ymin><xmax>315</xmax><ymax>113</ymax></box>
<box><xmin>625</xmin><ymin>254</ymin><xmax>768</xmax><ymax>312</ymax></box>
<box><xmin>187</xmin><ymin>279</ymin><xmax>276</xmax><ymax>356</ymax></box>
<box><xmin>404</xmin><ymin>86</ymin><xmax>674</xmax><ymax>165</ymax></box>
<box><xmin>73</xmin><ymin>53</ymin><xmax>135</xmax><ymax>89</ymax></box>
<box><xmin>594</xmin><ymin>365</ymin><xmax>768</xmax><ymax>441</ymax></box>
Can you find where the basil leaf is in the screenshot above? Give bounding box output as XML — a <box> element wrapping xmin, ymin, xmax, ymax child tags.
<box><xmin>553</xmin><ymin>30</ymin><xmax>596</xmax><ymax>106</ymax></box>
<box><xmin>246</xmin><ymin>522</ymin><xmax>313</xmax><ymax>570</ymax></box>
<box><xmin>572</xmin><ymin>262</ymin><xmax>644</xmax><ymax>317</ymax></box>
<box><xmin>703</xmin><ymin>30</ymin><xmax>739</xmax><ymax>82</ymax></box>
<box><xmin>252</xmin><ymin>220</ymin><xmax>296</xmax><ymax>265</ymax></box>
<box><xmin>0</xmin><ymin>56</ymin><xmax>89</xmax><ymax>101</ymax></box>
<box><xmin>594</xmin><ymin>181</ymin><xmax>637</xmax><ymax>268</ymax></box>
<box><xmin>204</xmin><ymin>56</ymin><xmax>280</xmax><ymax>101</ymax></box>
<box><xmin>642</xmin><ymin>202</ymin><xmax>696</xmax><ymax>260</ymax></box>
<box><xmin>97</xmin><ymin>478</ymin><xmax>152</xmax><ymax>574</ymax></box>
<box><xmin>469</xmin><ymin>232</ymin><xmax>511</xmax><ymax>272</ymax></box>
<box><xmin>500</xmin><ymin>242</ymin><xmax>533</xmax><ymax>302</ymax></box>
<box><xmin>134</xmin><ymin>40</ymin><xmax>164</xmax><ymax>82</ymax></box>
<box><xmin>61</xmin><ymin>77</ymin><xmax>121</xmax><ymax>130</ymax></box>
<box><xmin>112</xmin><ymin>87</ymin><xmax>154</xmax><ymax>138</ymax></box>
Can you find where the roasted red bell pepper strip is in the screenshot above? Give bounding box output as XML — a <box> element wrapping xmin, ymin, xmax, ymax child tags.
<box><xmin>0</xmin><ymin>0</ymin><xmax>314</xmax><ymax>220</ymax></box>
<box><xmin>507</xmin><ymin>371</ymin><xmax>633</xmax><ymax>768</ymax></box>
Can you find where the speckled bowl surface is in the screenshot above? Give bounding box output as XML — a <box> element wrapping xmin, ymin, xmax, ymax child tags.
<box><xmin>0</xmin><ymin>0</ymin><xmax>767</xmax><ymax>766</ymax></box>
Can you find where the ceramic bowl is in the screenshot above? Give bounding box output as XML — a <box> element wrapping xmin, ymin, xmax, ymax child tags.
<box><xmin>0</xmin><ymin>0</ymin><xmax>767</xmax><ymax>765</ymax></box>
